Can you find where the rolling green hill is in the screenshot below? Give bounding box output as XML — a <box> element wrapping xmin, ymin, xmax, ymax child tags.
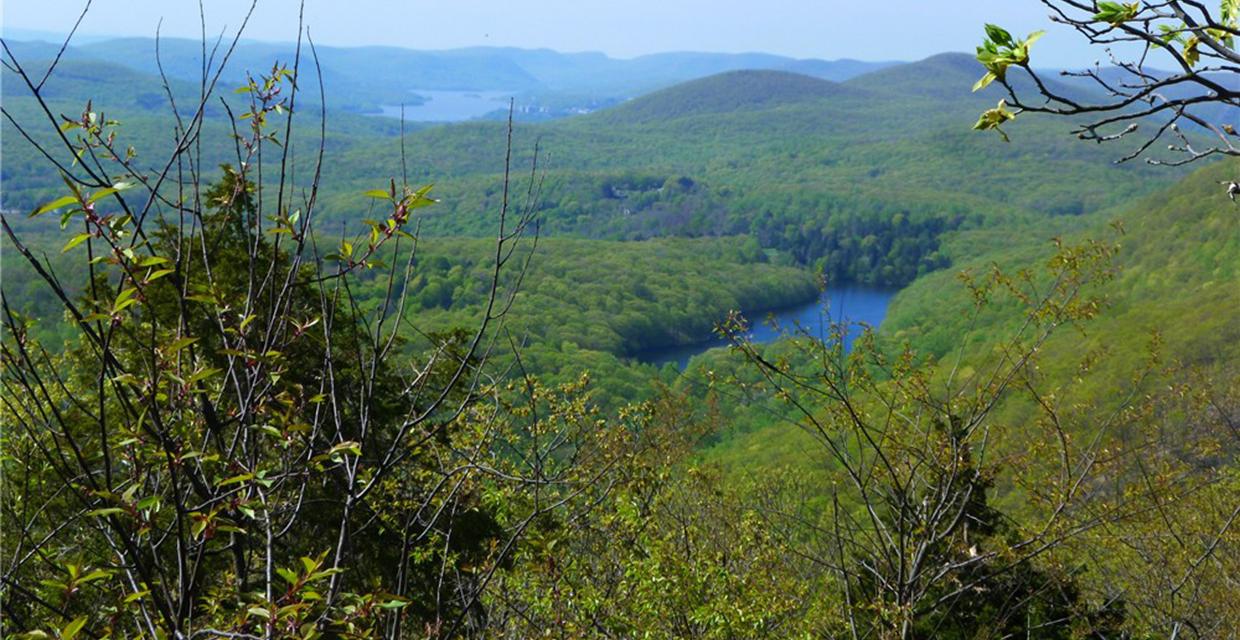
<box><xmin>884</xmin><ymin>156</ymin><xmax>1240</xmax><ymax>368</ymax></box>
<box><xmin>846</xmin><ymin>51</ymin><xmax>993</xmax><ymax>100</ymax></box>
<box><xmin>597</xmin><ymin>69</ymin><xmax>859</xmax><ymax>123</ymax></box>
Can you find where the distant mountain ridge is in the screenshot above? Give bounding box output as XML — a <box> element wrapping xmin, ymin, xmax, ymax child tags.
<box><xmin>591</xmin><ymin>52</ymin><xmax>1105</xmax><ymax>127</ymax></box>
<box><xmin>0</xmin><ymin>35</ymin><xmax>899</xmax><ymax>113</ymax></box>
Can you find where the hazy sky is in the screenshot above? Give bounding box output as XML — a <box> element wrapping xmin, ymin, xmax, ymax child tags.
<box><xmin>4</xmin><ymin>1</ymin><xmax>1099</xmax><ymax>66</ymax></box>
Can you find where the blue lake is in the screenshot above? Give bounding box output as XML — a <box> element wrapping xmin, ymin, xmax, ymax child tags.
<box><xmin>378</xmin><ymin>90</ymin><xmax>512</xmax><ymax>122</ymax></box>
<box><xmin>633</xmin><ymin>285</ymin><xmax>897</xmax><ymax>369</ymax></box>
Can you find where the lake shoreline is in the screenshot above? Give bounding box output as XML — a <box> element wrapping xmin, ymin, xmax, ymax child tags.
<box><xmin>631</xmin><ymin>284</ymin><xmax>899</xmax><ymax>369</ymax></box>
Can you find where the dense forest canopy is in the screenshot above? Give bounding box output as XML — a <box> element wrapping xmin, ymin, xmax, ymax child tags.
<box><xmin>1</xmin><ymin>1</ymin><xmax>1237</xmax><ymax>639</ymax></box>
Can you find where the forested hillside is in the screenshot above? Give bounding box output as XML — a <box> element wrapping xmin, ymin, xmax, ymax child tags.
<box><xmin>669</xmin><ymin>156</ymin><xmax>1239</xmax><ymax>638</ymax></box>
<box><xmin>706</xmin><ymin>156</ymin><xmax>1240</xmax><ymax>471</ymax></box>
<box><xmin>362</xmin><ymin>236</ymin><xmax>816</xmax><ymax>354</ymax></box>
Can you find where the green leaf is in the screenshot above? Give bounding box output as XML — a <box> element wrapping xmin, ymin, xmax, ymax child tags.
<box><xmin>113</xmin><ymin>287</ymin><xmax>139</xmax><ymax>313</ymax></box>
<box><xmin>87</xmin><ymin>507</ymin><xmax>125</xmax><ymax>517</ymax></box>
<box><xmin>1094</xmin><ymin>2</ymin><xmax>1140</xmax><ymax>24</ymax></box>
<box><xmin>31</xmin><ymin>196</ymin><xmax>78</xmax><ymax>218</ymax></box>
<box><xmin>186</xmin><ymin>367</ymin><xmax>221</xmax><ymax>384</ymax></box>
<box><xmin>328</xmin><ymin>441</ymin><xmax>362</xmax><ymax>458</ymax></box>
<box><xmin>218</xmin><ymin>473</ymin><xmax>254</xmax><ymax>487</ymax></box>
<box><xmin>972</xmin><ymin>71</ymin><xmax>998</xmax><ymax>93</ymax></box>
<box><xmin>168</xmin><ymin>337</ymin><xmax>198</xmax><ymax>353</ymax></box>
<box><xmin>137</xmin><ymin>256</ymin><xmax>171</xmax><ymax>267</ymax></box>
<box><xmin>86</xmin><ymin>181</ymin><xmax>135</xmax><ymax>204</ymax></box>
<box><xmin>1223</xmin><ymin>0</ymin><xmax>1240</xmax><ymax>45</ymax></box>
<box><xmin>60</xmin><ymin>617</ymin><xmax>88</xmax><ymax>640</ymax></box>
<box><xmin>984</xmin><ymin>24</ymin><xmax>1014</xmax><ymax>47</ymax></box>
<box><xmin>61</xmin><ymin>233</ymin><xmax>92</xmax><ymax>253</ymax></box>
<box><xmin>77</xmin><ymin>569</ymin><xmax>110</xmax><ymax>584</ymax></box>
<box><xmin>362</xmin><ymin>189</ymin><xmax>392</xmax><ymax>200</ymax></box>
<box><xmin>405</xmin><ymin>184</ymin><xmax>439</xmax><ymax>209</ymax></box>
<box><xmin>1185</xmin><ymin>35</ymin><xmax>1202</xmax><ymax>67</ymax></box>
<box><xmin>307</xmin><ymin>568</ymin><xmax>345</xmax><ymax>581</ymax></box>
<box><xmin>976</xmin><ymin>26</ymin><xmax>1045</xmax><ymax>84</ymax></box>
<box><xmin>973</xmin><ymin>99</ymin><xmax>1017</xmax><ymax>142</ymax></box>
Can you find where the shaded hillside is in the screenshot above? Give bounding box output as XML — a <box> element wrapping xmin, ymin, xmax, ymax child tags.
<box><xmin>598</xmin><ymin>69</ymin><xmax>860</xmax><ymax>123</ymax></box>
<box><xmin>844</xmin><ymin>51</ymin><xmax>986</xmax><ymax>100</ymax></box>
<box><xmin>884</xmin><ymin>157</ymin><xmax>1240</xmax><ymax>365</ymax></box>
<box><xmin>0</xmin><ymin>54</ymin><xmax>209</xmax><ymax>113</ymax></box>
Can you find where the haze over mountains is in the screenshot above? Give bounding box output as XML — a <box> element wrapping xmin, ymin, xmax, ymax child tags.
<box><xmin>8</xmin><ymin>33</ymin><xmax>1223</xmax><ymax>129</ymax></box>
<box><xmin>1</xmin><ymin>35</ymin><xmax>897</xmax><ymax>118</ymax></box>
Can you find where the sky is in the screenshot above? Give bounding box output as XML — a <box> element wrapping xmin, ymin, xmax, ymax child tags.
<box><xmin>3</xmin><ymin>0</ymin><xmax>1100</xmax><ymax>66</ymax></box>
